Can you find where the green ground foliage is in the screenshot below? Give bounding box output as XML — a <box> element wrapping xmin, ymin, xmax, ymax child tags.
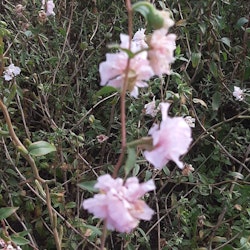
<box><xmin>0</xmin><ymin>0</ymin><xmax>250</xmax><ymax>249</ymax></box>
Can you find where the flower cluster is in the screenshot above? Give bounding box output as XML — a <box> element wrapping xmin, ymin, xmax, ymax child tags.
<box><xmin>83</xmin><ymin>174</ymin><xmax>155</xmax><ymax>233</ymax></box>
<box><xmin>3</xmin><ymin>64</ymin><xmax>21</xmax><ymax>81</ymax></box>
<box><xmin>99</xmin><ymin>13</ymin><xmax>176</xmax><ymax>97</ymax></box>
<box><xmin>83</xmin><ymin>6</ymin><xmax>193</xmax><ymax>237</ymax></box>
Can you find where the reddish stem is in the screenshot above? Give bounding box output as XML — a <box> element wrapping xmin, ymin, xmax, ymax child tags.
<box><xmin>112</xmin><ymin>0</ymin><xmax>133</xmax><ymax>178</ymax></box>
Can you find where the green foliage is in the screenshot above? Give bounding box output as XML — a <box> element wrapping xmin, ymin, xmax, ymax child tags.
<box><xmin>0</xmin><ymin>0</ymin><xmax>250</xmax><ymax>249</ymax></box>
<box><xmin>27</xmin><ymin>141</ymin><xmax>56</xmax><ymax>156</ymax></box>
<box><xmin>0</xmin><ymin>207</ymin><xmax>18</xmax><ymax>220</ymax></box>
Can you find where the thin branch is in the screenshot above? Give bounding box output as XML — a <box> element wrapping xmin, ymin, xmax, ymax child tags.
<box><xmin>0</xmin><ymin>99</ymin><xmax>46</xmax><ymax>183</ymax></box>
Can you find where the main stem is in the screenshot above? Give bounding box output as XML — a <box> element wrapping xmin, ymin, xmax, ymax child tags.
<box><xmin>112</xmin><ymin>0</ymin><xmax>133</xmax><ymax>179</ymax></box>
<box><xmin>100</xmin><ymin>1</ymin><xmax>133</xmax><ymax>249</ymax></box>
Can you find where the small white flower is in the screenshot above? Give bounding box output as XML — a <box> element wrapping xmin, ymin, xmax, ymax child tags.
<box><xmin>7</xmin><ymin>244</ymin><xmax>14</xmax><ymax>250</ymax></box>
<box><xmin>184</xmin><ymin>116</ymin><xmax>195</xmax><ymax>128</ymax></box>
<box><xmin>233</xmin><ymin>86</ymin><xmax>244</xmax><ymax>101</ymax></box>
<box><xmin>3</xmin><ymin>64</ymin><xmax>21</xmax><ymax>81</ymax></box>
<box><xmin>144</xmin><ymin>98</ymin><xmax>158</xmax><ymax>117</ymax></box>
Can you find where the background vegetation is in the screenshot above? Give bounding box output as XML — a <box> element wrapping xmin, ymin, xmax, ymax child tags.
<box><xmin>0</xmin><ymin>0</ymin><xmax>249</xmax><ymax>249</ymax></box>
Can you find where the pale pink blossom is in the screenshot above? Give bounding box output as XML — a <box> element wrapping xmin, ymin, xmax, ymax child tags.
<box><xmin>144</xmin><ymin>98</ymin><xmax>158</xmax><ymax>117</ymax></box>
<box><xmin>144</xmin><ymin>102</ymin><xmax>192</xmax><ymax>170</ymax></box>
<box><xmin>3</xmin><ymin>64</ymin><xmax>21</xmax><ymax>81</ymax></box>
<box><xmin>132</xmin><ymin>28</ymin><xmax>148</xmax><ymax>50</ymax></box>
<box><xmin>233</xmin><ymin>86</ymin><xmax>244</xmax><ymax>101</ymax></box>
<box><xmin>148</xmin><ymin>29</ymin><xmax>176</xmax><ymax>75</ymax></box>
<box><xmin>42</xmin><ymin>0</ymin><xmax>55</xmax><ymax>16</ymax></box>
<box><xmin>119</xmin><ymin>30</ymin><xmax>148</xmax><ymax>53</ymax></box>
<box><xmin>99</xmin><ymin>34</ymin><xmax>154</xmax><ymax>98</ymax></box>
<box><xmin>82</xmin><ymin>174</ymin><xmax>155</xmax><ymax>233</ymax></box>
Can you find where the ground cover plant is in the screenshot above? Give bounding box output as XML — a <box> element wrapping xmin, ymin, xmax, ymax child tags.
<box><xmin>0</xmin><ymin>0</ymin><xmax>250</xmax><ymax>249</ymax></box>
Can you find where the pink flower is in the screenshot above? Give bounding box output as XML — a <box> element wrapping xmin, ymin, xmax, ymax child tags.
<box><xmin>99</xmin><ymin>34</ymin><xmax>154</xmax><ymax>98</ymax></box>
<box><xmin>144</xmin><ymin>103</ymin><xmax>192</xmax><ymax>170</ymax></box>
<box><xmin>3</xmin><ymin>64</ymin><xmax>21</xmax><ymax>81</ymax></box>
<box><xmin>96</xmin><ymin>134</ymin><xmax>109</xmax><ymax>143</ymax></box>
<box><xmin>132</xmin><ymin>28</ymin><xmax>148</xmax><ymax>50</ymax></box>
<box><xmin>148</xmin><ymin>29</ymin><xmax>176</xmax><ymax>75</ymax></box>
<box><xmin>233</xmin><ymin>86</ymin><xmax>244</xmax><ymax>101</ymax></box>
<box><xmin>120</xmin><ymin>30</ymin><xmax>148</xmax><ymax>53</ymax></box>
<box><xmin>144</xmin><ymin>98</ymin><xmax>158</xmax><ymax>117</ymax></box>
<box><xmin>82</xmin><ymin>174</ymin><xmax>155</xmax><ymax>233</ymax></box>
<box><xmin>42</xmin><ymin>0</ymin><xmax>55</xmax><ymax>16</ymax></box>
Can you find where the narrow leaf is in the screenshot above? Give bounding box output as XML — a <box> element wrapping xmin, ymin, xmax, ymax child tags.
<box><xmin>0</xmin><ymin>207</ymin><xmax>19</xmax><ymax>220</ymax></box>
<box><xmin>210</xmin><ymin>61</ymin><xmax>218</xmax><ymax>77</ymax></box>
<box><xmin>11</xmin><ymin>235</ymin><xmax>29</xmax><ymax>246</ymax></box>
<box><xmin>78</xmin><ymin>180</ymin><xmax>97</xmax><ymax>193</ymax></box>
<box><xmin>212</xmin><ymin>91</ymin><xmax>221</xmax><ymax>111</ymax></box>
<box><xmin>193</xmin><ymin>98</ymin><xmax>208</xmax><ymax>109</ymax></box>
<box><xmin>124</xmin><ymin>147</ymin><xmax>137</xmax><ymax>176</ymax></box>
<box><xmin>5</xmin><ymin>83</ymin><xmax>17</xmax><ymax>107</ymax></box>
<box><xmin>94</xmin><ymin>86</ymin><xmax>117</xmax><ymax>98</ymax></box>
<box><xmin>191</xmin><ymin>52</ymin><xmax>201</xmax><ymax>68</ymax></box>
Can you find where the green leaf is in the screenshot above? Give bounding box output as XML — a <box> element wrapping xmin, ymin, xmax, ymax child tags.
<box><xmin>210</xmin><ymin>61</ymin><xmax>218</xmax><ymax>77</ymax></box>
<box><xmin>132</xmin><ymin>164</ymin><xmax>140</xmax><ymax>176</ymax></box>
<box><xmin>11</xmin><ymin>235</ymin><xmax>29</xmax><ymax>246</ymax></box>
<box><xmin>228</xmin><ymin>171</ymin><xmax>244</xmax><ymax>180</ymax></box>
<box><xmin>84</xmin><ymin>224</ymin><xmax>102</xmax><ymax>236</ymax></box>
<box><xmin>236</xmin><ymin>17</ymin><xmax>248</xmax><ymax>28</ymax></box>
<box><xmin>94</xmin><ymin>86</ymin><xmax>117</xmax><ymax>98</ymax></box>
<box><xmin>28</xmin><ymin>141</ymin><xmax>56</xmax><ymax>156</ymax></box>
<box><xmin>220</xmin><ymin>37</ymin><xmax>231</xmax><ymax>47</ymax></box>
<box><xmin>0</xmin><ymin>207</ymin><xmax>19</xmax><ymax>220</ymax></box>
<box><xmin>5</xmin><ymin>83</ymin><xmax>17</xmax><ymax>107</ymax></box>
<box><xmin>198</xmin><ymin>23</ymin><xmax>206</xmax><ymax>34</ymax></box>
<box><xmin>65</xmin><ymin>202</ymin><xmax>76</xmax><ymax>209</ymax></box>
<box><xmin>212</xmin><ymin>91</ymin><xmax>221</xmax><ymax>111</ymax></box>
<box><xmin>124</xmin><ymin>147</ymin><xmax>137</xmax><ymax>176</ymax></box>
<box><xmin>78</xmin><ymin>180</ymin><xmax>97</xmax><ymax>193</ymax></box>
<box><xmin>193</xmin><ymin>98</ymin><xmax>208</xmax><ymax>109</ymax></box>
<box><xmin>212</xmin><ymin>236</ymin><xmax>227</xmax><ymax>243</ymax></box>
<box><xmin>191</xmin><ymin>52</ymin><xmax>201</xmax><ymax>68</ymax></box>
<box><xmin>137</xmin><ymin>227</ymin><xmax>149</xmax><ymax>242</ymax></box>
<box><xmin>132</xmin><ymin>2</ymin><xmax>164</xmax><ymax>30</ymax></box>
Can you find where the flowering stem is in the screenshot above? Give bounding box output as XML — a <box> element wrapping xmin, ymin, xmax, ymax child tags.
<box><xmin>112</xmin><ymin>0</ymin><xmax>133</xmax><ymax>178</ymax></box>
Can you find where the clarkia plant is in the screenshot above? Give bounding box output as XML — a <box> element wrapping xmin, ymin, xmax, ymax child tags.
<box><xmin>1</xmin><ymin>0</ymin><xmax>250</xmax><ymax>249</ymax></box>
<box><xmin>82</xmin><ymin>1</ymin><xmax>193</xmax><ymax>247</ymax></box>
